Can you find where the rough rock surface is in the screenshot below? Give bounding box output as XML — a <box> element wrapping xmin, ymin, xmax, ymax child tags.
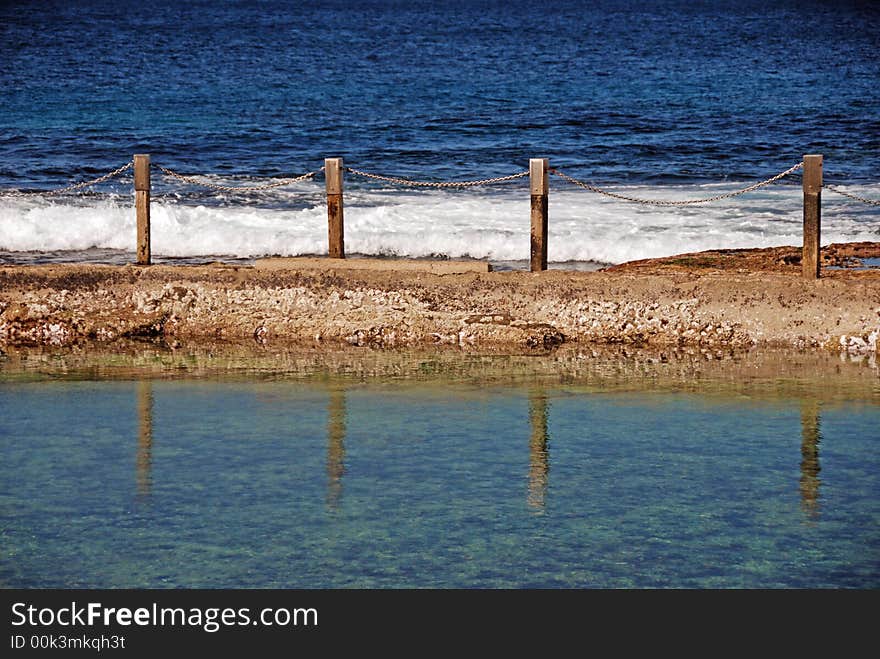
<box><xmin>1</xmin><ymin>244</ymin><xmax>879</xmax><ymax>353</ymax></box>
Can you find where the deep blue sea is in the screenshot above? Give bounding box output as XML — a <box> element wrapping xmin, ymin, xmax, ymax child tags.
<box><xmin>1</xmin><ymin>0</ymin><xmax>878</xmax><ymax>263</ymax></box>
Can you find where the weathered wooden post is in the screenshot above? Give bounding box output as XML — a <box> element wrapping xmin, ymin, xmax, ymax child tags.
<box><xmin>325</xmin><ymin>157</ymin><xmax>345</xmax><ymax>258</ymax></box>
<box><xmin>530</xmin><ymin>158</ymin><xmax>549</xmax><ymax>272</ymax></box>
<box><xmin>802</xmin><ymin>154</ymin><xmax>822</xmax><ymax>280</ymax></box>
<box><xmin>134</xmin><ymin>154</ymin><xmax>151</xmax><ymax>266</ymax></box>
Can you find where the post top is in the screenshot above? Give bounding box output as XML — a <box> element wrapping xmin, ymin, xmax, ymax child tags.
<box><xmin>133</xmin><ymin>154</ymin><xmax>151</xmax><ymax>190</ymax></box>
<box><xmin>325</xmin><ymin>157</ymin><xmax>344</xmax><ymax>194</ymax></box>
<box><xmin>802</xmin><ymin>155</ymin><xmax>823</xmax><ymax>190</ymax></box>
<box><xmin>530</xmin><ymin>158</ymin><xmax>548</xmax><ymax>195</ymax></box>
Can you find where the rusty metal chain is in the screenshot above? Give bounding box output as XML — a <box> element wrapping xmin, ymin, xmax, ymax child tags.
<box><xmin>550</xmin><ymin>162</ymin><xmax>805</xmax><ymax>206</ymax></box>
<box><xmin>1</xmin><ymin>161</ymin><xmax>133</xmax><ymax>197</ymax></box>
<box><xmin>7</xmin><ymin>160</ymin><xmax>874</xmax><ymax>212</ymax></box>
<box><xmin>345</xmin><ymin>167</ymin><xmax>530</xmax><ymax>188</ymax></box>
<box><xmin>157</xmin><ymin>165</ymin><xmax>320</xmax><ymax>191</ymax></box>
<box><xmin>823</xmin><ymin>185</ymin><xmax>880</xmax><ymax>206</ymax></box>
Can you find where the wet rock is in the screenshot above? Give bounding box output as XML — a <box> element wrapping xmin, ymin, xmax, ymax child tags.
<box><xmin>526</xmin><ymin>330</ymin><xmax>565</xmax><ymax>349</ymax></box>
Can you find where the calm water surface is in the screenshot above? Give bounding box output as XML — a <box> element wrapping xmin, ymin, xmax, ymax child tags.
<box><xmin>1</xmin><ymin>350</ymin><xmax>877</xmax><ymax>588</ymax></box>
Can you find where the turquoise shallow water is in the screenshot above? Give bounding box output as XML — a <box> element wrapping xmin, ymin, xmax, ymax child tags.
<box><xmin>1</xmin><ymin>368</ymin><xmax>878</xmax><ymax>588</ymax></box>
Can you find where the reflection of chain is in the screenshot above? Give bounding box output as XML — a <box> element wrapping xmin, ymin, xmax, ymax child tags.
<box><xmin>550</xmin><ymin>162</ymin><xmax>805</xmax><ymax>206</ymax></box>
<box><xmin>157</xmin><ymin>166</ymin><xmax>320</xmax><ymax>192</ymax></box>
<box><xmin>824</xmin><ymin>185</ymin><xmax>880</xmax><ymax>206</ymax></box>
<box><xmin>1</xmin><ymin>161</ymin><xmax>133</xmax><ymax>196</ymax></box>
<box><xmin>346</xmin><ymin>167</ymin><xmax>529</xmax><ymax>188</ymax></box>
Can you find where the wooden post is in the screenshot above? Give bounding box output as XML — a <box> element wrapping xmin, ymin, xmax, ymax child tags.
<box><xmin>802</xmin><ymin>154</ymin><xmax>822</xmax><ymax>280</ymax></box>
<box><xmin>134</xmin><ymin>154</ymin><xmax>151</xmax><ymax>266</ymax></box>
<box><xmin>325</xmin><ymin>157</ymin><xmax>345</xmax><ymax>259</ymax></box>
<box><xmin>530</xmin><ymin>158</ymin><xmax>549</xmax><ymax>272</ymax></box>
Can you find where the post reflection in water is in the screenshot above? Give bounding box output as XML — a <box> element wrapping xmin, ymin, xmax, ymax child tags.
<box><xmin>136</xmin><ymin>380</ymin><xmax>153</xmax><ymax>499</ymax></box>
<box><xmin>800</xmin><ymin>400</ymin><xmax>822</xmax><ymax>520</ymax></box>
<box><xmin>527</xmin><ymin>390</ymin><xmax>550</xmax><ymax>512</ymax></box>
<box><xmin>326</xmin><ymin>388</ymin><xmax>347</xmax><ymax>511</ymax></box>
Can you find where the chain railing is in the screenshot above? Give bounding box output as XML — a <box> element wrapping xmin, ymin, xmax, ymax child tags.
<box><xmin>823</xmin><ymin>185</ymin><xmax>880</xmax><ymax>206</ymax></box>
<box><xmin>156</xmin><ymin>165</ymin><xmax>321</xmax><ymax>192</ymax></box>
<box><xmin>4</xmin><ymin>160</ymin><xmax>877</xmax><ymax>207</ymax></box>
<box><xmin>0</xmin><ymin>152</ymin><xmax>875</xmax><ymax>277</ymax></box>
<box><xmin>550</xmin><ymin>162</ymin><xmax>805</xmax><ymax>206</ymax></box>
<box><xmin>346</xmin><ymin>167</ymin><xmax>530</xmax><ymax>188</ymax></box>
<box><xmin>0</xmin><ymin>161</ymin><xmax>133</xmax><ymax>197</ymax></box>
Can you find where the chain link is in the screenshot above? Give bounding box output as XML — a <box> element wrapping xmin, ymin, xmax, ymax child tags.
<box><xmin>823</xmin><ymin>185</ymin><xmax>880</xmax><ymax>206</ymax></box>
<box><xmin>6</xmin><ymin>160</ymin><xmax>876</xmax><ymax>211</ymax></box>
<box><xmin>0</xmin><ymin>161</ymin><xmax>133</xmax><ymax>197</ymax></box>
<box><xmin>157</xmin><ymin>165</ymin><xmax>320</xmax><ymax>192</ymax></box>
<box><xmin>550</xmin><ymin>162</ymin><xmax>805</xmax><ymax>206</ymax></box>
<box><xmin>345</xmin><ymin>167</ymin><xmax>530</xmax><ymax>188</ymax></box>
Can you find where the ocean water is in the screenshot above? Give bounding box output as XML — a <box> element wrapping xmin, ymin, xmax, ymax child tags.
<box><xmin>1</xmin><ymin>0</ymin><xmax>878</xmax><ymax>265</ymax></box>
<box><xmin>1</xmin><ymin>349</ymin><xmax>878</xmax><ymax>588</ymax></box>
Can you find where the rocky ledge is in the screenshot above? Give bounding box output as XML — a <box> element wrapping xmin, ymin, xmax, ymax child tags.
<box><xmin>1</xmin><ymin>244</ymin><xmax>879</xmax><ymax>353</ymax></box>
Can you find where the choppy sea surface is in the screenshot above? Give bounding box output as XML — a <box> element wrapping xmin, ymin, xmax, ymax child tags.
<box><xmin>1</xmin><ymin>0</ymin><xmax>878</xmax><ymax>266</ymax></box>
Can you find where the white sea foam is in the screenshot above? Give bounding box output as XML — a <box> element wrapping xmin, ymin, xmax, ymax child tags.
<box><xmin>1</xmin><ymin>183</ymin><xmax>877</xmax><ymax>263</ymax></box>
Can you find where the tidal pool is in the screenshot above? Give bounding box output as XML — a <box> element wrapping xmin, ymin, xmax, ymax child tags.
<box><xmin>1</xmin><ymin>345</ymin><xmax>877</xmax><ymax>588</ymax></box>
